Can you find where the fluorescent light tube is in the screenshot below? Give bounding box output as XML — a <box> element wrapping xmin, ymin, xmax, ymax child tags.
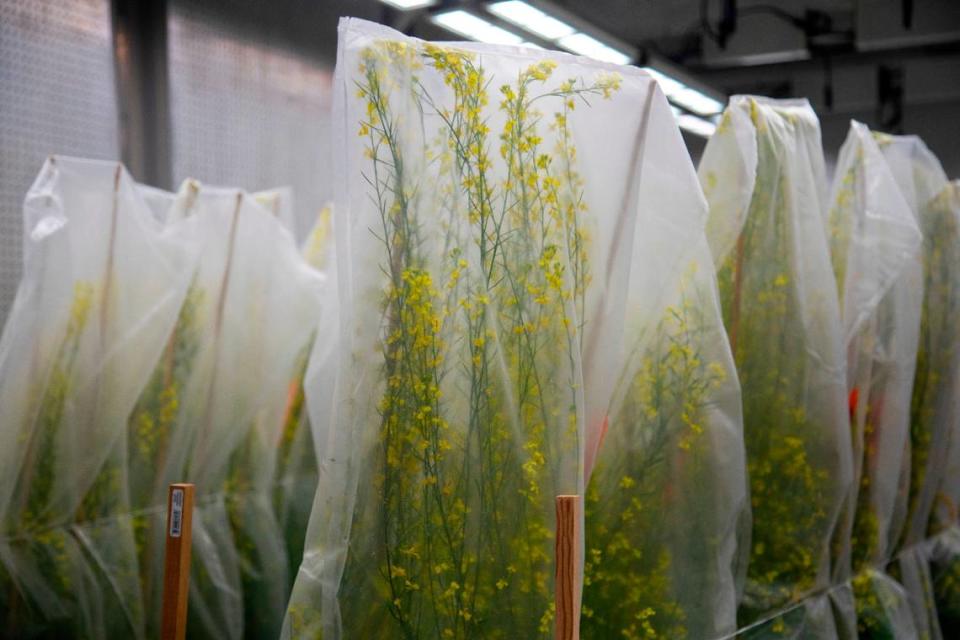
<box><xmin>671</xmin><ymin>87</ymin><xmax>724</xmax><ymax>116</ymax></box>
<box><xmin>557</xmin><ymin>32</ymin><xmax>632</xmax><ymax>65</ymax></box>
<box><xmin>379</xmin><ymin>0</ymin><xmax>435</xmax><ymax>10</ymax></box>
<box><xmin>488</xmin><ymin>1</ymin><xmax>575</xmax><ymax>40</ymax></box>
<box><xmin>641</xmin><ymin>67</ymin><xmax>686</xmax><ymax>97</ymax></box>
<box><xmin>432</xmin><ymin>10</ymin><xmax>525</xmax><ymax>45</ymax></box>
<box><xmin>677</xmin><ymin>114</ymin><xmax>717</xmax><ymax>138</ymax></box>
<box><xmin>643</xmin><ymin>66</ymin><xmax>725</xmax><ymax>115</ymax></box>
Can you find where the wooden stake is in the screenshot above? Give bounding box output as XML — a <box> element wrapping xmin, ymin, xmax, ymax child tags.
<box><xmin>555</xmin><ymin>494</ymin><xmax>581</xmax><ymax>640</ymax></box>
<box><xmin>161</xmin><ymin>483</ymin><xmax>195</xmax><ymax>640</ymax></box>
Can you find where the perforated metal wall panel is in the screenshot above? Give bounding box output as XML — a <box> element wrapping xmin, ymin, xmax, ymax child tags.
<box><xmin>0</xmin><ymin>0</ymin><xmax>120</xmax><ymax>327</ymax></box>
<box><xmin>168</xmin><ymin>0</ymin><xmax>335</xmax><ymax>240</ymax></box>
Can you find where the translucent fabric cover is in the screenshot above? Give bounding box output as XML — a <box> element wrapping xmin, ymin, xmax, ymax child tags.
<box><xmin>910</xmin><ymin>182</ymin><xmax>960</xmax><ymax>639</ymax></box>
<box><xmin>728</xmin><ymin>592</ymin><xmax>843</xmax><ymax>639</ymax></box>
<box><xmin>128</xmin><ymin>183</ymin><xmax>324</xmax><ymax>639</ymax></box>
<box><xmin>929</xmin><ymin>528</ymin><xmax>960</xmax><ymax>636</ymax></box>
<box><xmin>282</xmin><ymin>17</ymin><xmax>681</xmax><ymax>638</ymax></box>
<box><xmin>826</xmin><ymin>121</ymin><xmax>923</xmax><ymax>638</ymax></box>
<box><xmin>894</xmin><ymin>544</ymin><xmax>942</xmax><ymax>640</ymax></box>
<box><xmin>698</xmin><ymin>96</ymin><xmax>851</xmax><ymax>633</ymax></box>
<box><xmin>874</xmin><ymin>138</ymin><xmax>956</xmax><ymax>640</ymax></box>
<box><xmin>884</xmin><ymin>155</ymin><xmax>957</xmax><ymax>551</ymax></box>
<box><xmin>301</xmin><ymin>205</ymin><xmax>332</xmax><ymax>272</ymax></box>
<box><xmin>138</xmin><ymin>182</ymin><xmax>178</xmax><ymax>225</ymax></box>
<box><xmin>270</xmin><ymin>205</ymin><xmax>335</xmax><ymax>585</ymax></box>
<box><xmin>0</xmin><ymin>156</ymin><xmax>197</xmax><ymax>638</ymax></box>
<box><xmin>580</xmin><ymin>93</ymin><xmax>747</xmax><ymax>638</ymax></box>
<box><xmin>247</xmin><ymin>188</ymin><xmax>327</xmax><ymax>589</ymax></box>
<box><xmin>292</xmin><ymin>204</ymin><xmax>341</xmax><ymax>626</ymax></box>
<box><xmin>875</xmin><ymin>134</ymin><xmax>949</xmax><ymax>225</ymax></box>
<box><xmin>254</xmin><ymin>186</ymin><xmax>298</xmax><ymax>237</ymax></box>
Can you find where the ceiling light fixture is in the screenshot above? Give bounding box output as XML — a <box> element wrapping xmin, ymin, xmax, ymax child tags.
<box><xmin>642</xmin><ymin>66</ymin><xmax>725</xmax><ymax>117</ymax></box>
<box><xmin>428</xmin><ymin>0</ymin><xmax>725</xmax><ymax>131</ymax></box>
<box><xmin>484</xmin><ymin>0</ymin><xmax>635</xmax><ymax>64</ymax></box>
<box><xmin>431</xmin><ymin>10</ymin><xmax>525</xmax><ymax>45</ymax></box>
<box><xmin>641</xmin><ymin>67</ymin><xmax>686</xmax><ymax>97</ymax></box>
<box><xmin>378</xmin><ymin>0</ymin><xmax>435</xmax><ymax>10</ymax></box>
<box><xmin>556</xmin><ymin>32</ymin><xmax>632</xmax><ymax>65</ymax></box>
<box><xmin>677</xmin><ymin>114</ymin><xmax>717</xmax><ymax>138</ymax></box>
<box><xmin>671</xmin><ymin>87</ymin><xmax>724</xmax><ymax>116</ymax></box>
<box><xmin>488</xmin><ymin>1</ymin><xmax>575</xmax><ymax>40</ymax></box>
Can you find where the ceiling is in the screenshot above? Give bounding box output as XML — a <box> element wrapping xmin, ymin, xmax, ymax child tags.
<box><xmin>559</xmin><ymin>0</ymin><xmax>858</xmax><ymax>50</ymax></box>
<box><xmin>171</xmin><ymin>0</ymin><xmax>960</xmax><ymax>171</ymax></box>
<box><xmin>377</xmin><ymin>0</ymin><xmax>960</xmax><ymax>169</ymax></box>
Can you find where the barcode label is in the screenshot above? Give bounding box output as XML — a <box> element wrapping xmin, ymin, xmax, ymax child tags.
<box><xmin>169</xmin><ymin>488</ymin><xmax>184</xmax><ymax>538</ymax></box>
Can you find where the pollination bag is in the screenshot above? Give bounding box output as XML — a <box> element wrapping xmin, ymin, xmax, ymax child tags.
<box><xmin>138</xmin><ymin>182</ymin><xmax>177</xmax><ymax>225</ymax></box>
<box><xmin>875</xmin><ymin>134</ymin><xmax>949</xmax><ymax>229</ymax></box>
<box><xmin>580</xmin><ymin>86</ymin><xmax>747</xmax><ymax>639</ymax></box>
<box><xmin>284</xmin><ymin>16</ymin><xmax>664</xmax><ymax>638</ymax></box>
<box><xmin>875</xmin><ymin>136</ymin><xmax>955</xmax><ymax>640</ymax></box>
<box><xmin>826</xmin><ymin>121</ymin><xmax>923</xmax><ymax>638</ymax></box>
<box><xmin>893</xmin><ymin>546</ymin><xmax>942</xmax><ymax>640</ymax></box>
<box><xmin>247</xmin><ymin>189</ymin><xmax>330</xmax><ymax>598</ymax></box>
<box><xmin>301</xmin><ymin>204</ymin><xmax>332</xmax><ymax>271</ymax></box>
<box><xmin>270</xmin><ymin>204</ymin><xmax>335</xmax><ymax>583</ymax></box>
<box><xmin>124</xmin><ymin>179</ymin><xmax>203</xmax><ymax>639</ymax></box>
<box><xmin>0</xmin><ymin>156</ymin><xmax>197</xmax><ymax>638</ymax></box>
<box><xmin>878</xmin><ymin>135</ymin><xmax>954</xmax><ymax>551</ymax></box>
<box><xmin>929</xmin><ymin>386</ymin><xmax>960</xmax><ymax>640</ymax></box>
<box><xmin>910</xmin><ymin>182</ymin><xmax>960</xmax><ymax>638</ymax></box>
<box><xmin>128</xmin><ymin>183</ymin><xmax>324</xmax><ymax>639</ymax></box>
<box><xmin>254</xmin><ymin>186</ymin><xmax>298</xmax><ymax>237</ymax></box>
<box><xmin>699</xmin><ymin>97</ymin><xmax>851</xmax><ymax>635</ymax></box>
<box><xmin>225</xmin><ymin>189</ymin><xmax>326</xmax><ymax>640</ymax></box>
<box><xmin>930</xmin><ymin>529</ymin><xmax>960</xmax><ymax>635</ymax></box>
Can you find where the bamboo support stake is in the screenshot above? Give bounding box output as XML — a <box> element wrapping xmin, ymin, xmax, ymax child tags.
<box><xmin>555</xmin><ymin>494</ymin><xmax>581</xmax><ymax>640</ymax></box>
<box><xmin>161</xmin><ymin>483</ymin><xmax>195</xmax><ymax>640</ymax></box>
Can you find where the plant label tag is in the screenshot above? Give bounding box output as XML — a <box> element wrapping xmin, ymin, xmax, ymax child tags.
<box><xmin>170</xmin><ymin>488</ymin><xmax>184</xmax><ymax>538</ymax></box>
